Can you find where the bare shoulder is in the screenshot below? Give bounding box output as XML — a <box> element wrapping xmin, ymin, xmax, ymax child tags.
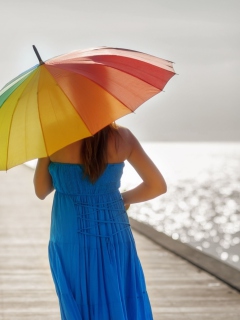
<box><xmin>107</xmin><ymin>125</ymin><xmax>137</xmax><ymax>162</ymax></box>
<box><xmin>116</xmin><ymin>125</ymin><xmax>131</xmax><ymax>138</ymax></box>
<box><xmin>119</xmin><ymin>127</ymin><xmax>164</xmax><ymax>182</ymax></box>
<box><xmin>116</xmin><ymin>125</ymin><xmax>138</xmax><ymax>147</ymax></box>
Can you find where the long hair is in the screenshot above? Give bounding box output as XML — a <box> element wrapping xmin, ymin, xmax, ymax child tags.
<box><xmin>81</xmin><ymin>123</ymin><xmax>118</xmax><ymax>183</ymax></box>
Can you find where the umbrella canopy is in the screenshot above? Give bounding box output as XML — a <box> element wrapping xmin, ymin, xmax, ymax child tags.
<box><xmin>0</xmin><ymin>46</ymin><xmax>175</xmax><ymax>170</ymax></box>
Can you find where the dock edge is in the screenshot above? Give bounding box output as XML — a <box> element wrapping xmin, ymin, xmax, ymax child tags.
<box><xmin>129</xmin><ymin>217</ymin><xmax>240</xmax><ymax>292</ymax></box>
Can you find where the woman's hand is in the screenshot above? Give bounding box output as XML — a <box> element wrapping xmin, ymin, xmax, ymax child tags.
<box><xmin>121</xmin><ymin>190</ymin><xmax>130</xmax><ymax>211</ymax></box>
<box><xmin>124</xmin><ymin>203</ymin><xmax>130</xmax><ymax>211</ymax></box>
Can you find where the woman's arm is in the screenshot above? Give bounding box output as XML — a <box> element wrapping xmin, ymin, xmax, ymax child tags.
<box><xmin>121</xmin><ymin>131</ymin><xmax>167</xmax><ymax>208</ymax></box>
<box><xmin>33</xmin><ymin>157</ymin><xmax>54</xmax><ymax>200</ymax></box>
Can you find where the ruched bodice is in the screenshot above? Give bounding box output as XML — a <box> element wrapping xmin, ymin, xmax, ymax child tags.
<box><xmin>49</xmin><ymin>162</ymin><xmax>123</xmax><ymax>195</ymax></box>
<box><xmin>47</xmin><ymin>161</ymin><xmax>153</xmax><ymax>320</ymax></box>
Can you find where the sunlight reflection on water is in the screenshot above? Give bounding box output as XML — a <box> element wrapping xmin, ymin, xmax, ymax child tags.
<box><xmin>121</xmin><ymin>142</ymin><xmax>240</xmax><ymax>270</ymax></box>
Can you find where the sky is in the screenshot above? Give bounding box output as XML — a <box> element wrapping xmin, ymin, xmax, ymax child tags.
<box><xmin>0</xmin><ymin>0</ymin><xmax>239</xmax><ymax>141</ymax></box>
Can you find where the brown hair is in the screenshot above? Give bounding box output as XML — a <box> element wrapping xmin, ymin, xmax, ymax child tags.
<box><xmin>81</xmin><ymin>123</ymin><xmax>118</xmax><ymax>182</ymax></box>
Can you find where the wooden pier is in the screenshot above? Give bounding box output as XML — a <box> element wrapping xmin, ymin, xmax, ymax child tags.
<box><xmin>0</xmin><ymin>165</ymin><xmax>240</xmax><ymax>320</ymax></box>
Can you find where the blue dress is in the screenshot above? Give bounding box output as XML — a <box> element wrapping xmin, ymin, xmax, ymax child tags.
<box><xmin>48</xmin><ymin>162</ymin><xmax>153</xmax><ymax>320</ymax></box>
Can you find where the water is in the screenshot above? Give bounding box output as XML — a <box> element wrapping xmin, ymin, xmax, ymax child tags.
<box><xmin>26</xmin><ymin>142</ymin><xmax>240</xmax><ymax>270</ymax></box>
<box><xmin>120</xmin><ymin>142</ymin><xmax>240</xmax><ymax>271</ymax></box>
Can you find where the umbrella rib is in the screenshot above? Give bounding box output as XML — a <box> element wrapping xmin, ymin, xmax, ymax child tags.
<box><xmin>54</xmin><ymin>60</ymin><xmax>171</xmax><ymax>94</ymax></box>
<box><xmin>44</xmin><ymin>67</ymin><xmax>93</xmax><ymax>134</ymax></box>
<box><xmin>37</xmin><ymin>66</ymin><xmax>93</xmax><ymax>156</ymax></box>
<box><xmin>36</xmin><ymin>104</ymin><xmax>48</xmax><ymax>156</ymax></box>
<box><xmin>91</xmin><ymin>60</ymin><xmax>175</xmax><ymax>90</ymax></box>
<box><xmin>45</xmin><ymin>85</ymin><xmax>67</xmax><ymax>153</ymax></box>
<box><xmin>24</xmin><ymin>71</ymin><xmax>40</xmax><ymax>161</ymax></box>
<box><xmin>51</xmin><ymin>60</ymin><xmax>173</xmax><ymax>91</ymax></box>
<box><xmin>5</xmin><ymin>71</ymin><xmax>38</xmax><ymax>170</ymax></box>
<box><xmin>36</xmin><ymin>74</ymin><xmax>49</xmax><ymax>156</ymax></box>
<box><xmin>5</xmin><ymin>93</ymin><xmax>26</xmax><ymax>169</ymax></box>
<box><xmin>56</xmin><ymin>85</ymin><xmax>92</xmax><ymax>136</ymax></box>
<box><xmin>47</xmin><ymin>64</ymin><xmax>160</xmax><ymax>115</ymax></box>
<box><xmin>6</xmin><ymin>114</ymin><xmax>14</xmax><ymax>170</ymax></box>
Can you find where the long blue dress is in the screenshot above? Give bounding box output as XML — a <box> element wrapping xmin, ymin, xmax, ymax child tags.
<box><xmin>48</xmin><ymin>162</ymin><xmax>153</xmax><ymax>320</ymax></box>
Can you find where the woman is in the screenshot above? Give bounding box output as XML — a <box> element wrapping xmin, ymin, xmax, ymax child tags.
<box><xmin>34</xmin><ymin>124</ymin><xmax>167</xmax><ymax>320</ymax></box>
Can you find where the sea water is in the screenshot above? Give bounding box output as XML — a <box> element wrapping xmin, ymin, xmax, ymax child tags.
<box><xmin>26</xmin><ymin>142</ymin><xmax>240</xmax><ymax>270</ymax></box>
<box><xmin>120</xmin><ymin>142</ymin><xmax>240</xmax><ymax>271</ymax></box>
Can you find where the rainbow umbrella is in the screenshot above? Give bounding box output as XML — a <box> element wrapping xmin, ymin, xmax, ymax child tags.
<box><xmin>0</xmin><ymin>46</ymin><xmax>175</xmax><ymax>170</ymax></box>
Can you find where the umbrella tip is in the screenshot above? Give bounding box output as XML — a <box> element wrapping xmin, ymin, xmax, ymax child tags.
<box><xmin>32</xmin><ymin>45</ymin><xmax>44</xmax><ymax>65</ymax></box>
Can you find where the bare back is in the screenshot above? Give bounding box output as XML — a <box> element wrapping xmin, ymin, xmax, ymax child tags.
<box><xmin>49</xmin><ymin>126</ymin><xmax>133</xmax><ymax>165</ymax></box>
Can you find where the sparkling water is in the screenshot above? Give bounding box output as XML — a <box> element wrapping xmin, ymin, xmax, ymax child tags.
<box><xmin>120</xmin><ymin>142</ymin><xmax>240</xmax><ymax>271</ymax></box>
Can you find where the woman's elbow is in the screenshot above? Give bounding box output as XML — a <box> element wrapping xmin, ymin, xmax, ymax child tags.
<box><xmin>37</xmin><ymin>194</ymin><xmax>47</xmax><ymax>200</ymax></box>
<box><xmin>156</xmin><ymin>180</ymin><xmax>167</xmax><ymax>196</ymax></box>
<box><xmin>34</xmin><ymin>185</ymin><xmax>53</xmax><ymax>200</ymax></box>
<box><xmin>162</xmin><ymin>184</ymin><xmax>168</xmax><ymax>195</ymax></box>
<box><xmin>34</xmin><ymin>189</ymin><xmax>47</xmax><ymax>200</ymax></box>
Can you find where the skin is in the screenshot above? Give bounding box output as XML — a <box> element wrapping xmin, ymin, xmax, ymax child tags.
<box><xmin>33</xmin><ymin>126</ymin><xmax>167</xmax><ymax>208</ymax></box>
